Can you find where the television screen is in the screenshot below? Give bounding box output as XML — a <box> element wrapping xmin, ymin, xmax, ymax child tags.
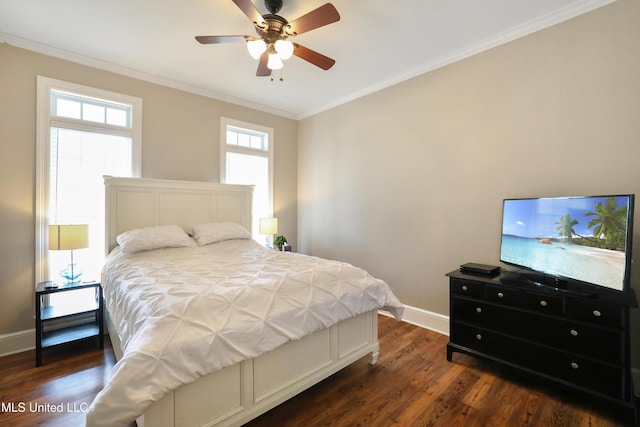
<box><xmin>500</xmin><ymin>195</ymin><xmax>634</xmax><ymax>292</ymax></box>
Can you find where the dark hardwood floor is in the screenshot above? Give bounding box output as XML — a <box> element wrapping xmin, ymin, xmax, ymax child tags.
<box><xmin>0</xmin><ymin>335</ymin><xmax>135</xmax><ymax>427</ymax></box>
<box><xmin>248</xmin><ymin>316</ymin><xmax>632</xmax><ymax>427</ymax></box>
<box><xmin>0</xmin><ymin>315</ymin><xmax>633</xmax><ymax>426</ymax></box>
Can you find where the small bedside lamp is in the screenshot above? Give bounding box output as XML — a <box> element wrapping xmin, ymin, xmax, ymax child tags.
<box><xmin>49</xmin><ymin>224</ymin><xmax>89</xmax><ymax>283</ymax></box>
<box><xmin>259</xmin><ymin>217</ymin><xmax>278</xmax><ymax>249</ymax></box>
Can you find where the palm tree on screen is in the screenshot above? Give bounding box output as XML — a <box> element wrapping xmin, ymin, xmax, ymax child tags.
<box><xmin>555</xmin><ymin>214</ymin><xmax>579</xmax><ymax>242</ymax></box>
<box><xmin>585</xmin><ymin>198</ymin><xmax>627</xmax><ymax>250</ymax></box>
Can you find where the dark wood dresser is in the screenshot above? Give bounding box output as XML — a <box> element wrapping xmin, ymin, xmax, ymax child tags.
<box><xmin>446</xmin><ymin>269</ymin><xmax>637</xmax><ymax>423</ymax></box>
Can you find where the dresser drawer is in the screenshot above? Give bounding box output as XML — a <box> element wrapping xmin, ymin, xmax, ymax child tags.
<box><xmin>450</xmin><ymin>322</ymin><xmax>538</xmax><ymax>365</ymax></box>
<box><xmin>450</xmin><ymin>323</ymin><xmax>625</xmax><ymax>399</ymax></box>
<box><xmin>451</xmin><ymin>297</ymin><xmax>623</xmax><ymax>363</ymax></box>
<box><xmin>485</xmin><ymin>284</ymin><xmax>563</xmax><ymax>315</ymax></box>
<box><xmin>549</xmin><ymin>353</ymin><xmax>626</xmax><ymax>399</ymax></box>
<box><xmin>449</xmin><ymin>322</ymin><xmax>505</xmax><ymax>356</ymax></box>
<box><xmin>565</xmin><ymin>299</ymin><xmax>624</xmax><ymax>328</ymax></box>
<box><xmin>545</xmin><ymin>321</ymin><xmax>624</xmax><ymax>364</ymax></box>
<box><xmin>451</xmin><ymin>278</ymin><xmax>483</xmax><ymax>297</ymax></box>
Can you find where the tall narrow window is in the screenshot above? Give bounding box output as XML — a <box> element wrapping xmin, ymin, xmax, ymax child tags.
<box><xmin>220</xmin><ymin>118</ymin><xmax>274</xmax><ymax>242</ymax></box>
<box><xmin>36</xmin><ymin>77</ymin><xmax>141</xmax><ymax>287</ymax></box>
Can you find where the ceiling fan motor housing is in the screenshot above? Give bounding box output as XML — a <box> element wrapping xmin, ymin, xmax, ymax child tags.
<box><xmin>264</xmin><ymin>0</ymin><xmax>283</xmax><ymax>14</ymax></box>
<box><xmin>257</xmin><ymin>14</ymin><xmax>289</xmax><ymax>42</ymax></box>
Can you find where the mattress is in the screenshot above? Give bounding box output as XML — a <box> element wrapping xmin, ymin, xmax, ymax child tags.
<box><xmin>86</xmin><ymin>239</ymin><xmax>403</xmax><ymax>426</ymax></box>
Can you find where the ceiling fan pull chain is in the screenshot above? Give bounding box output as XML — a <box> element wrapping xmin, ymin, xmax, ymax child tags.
<box><xmin>270</xmin><ymin>69</ymin><xmax>284</xmax><ymax>82</ymax></box>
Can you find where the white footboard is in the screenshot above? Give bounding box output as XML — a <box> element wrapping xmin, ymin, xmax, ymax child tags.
<box><xmin>106</xmin><ymin>310</ymin><xmax>379</xmax><ymax>427</ymax></box>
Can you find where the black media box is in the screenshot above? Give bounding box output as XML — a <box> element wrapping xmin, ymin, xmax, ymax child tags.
<box><xmin>460</xmin><ymin>262</ymin><xmax>501</xmax><ymax>277</ymax></box>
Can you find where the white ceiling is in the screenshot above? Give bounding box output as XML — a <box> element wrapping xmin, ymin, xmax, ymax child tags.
<box><xmin>0</xmin><ymin>0</ymin><xmax>614</xmax><ymax>119</ymax></box>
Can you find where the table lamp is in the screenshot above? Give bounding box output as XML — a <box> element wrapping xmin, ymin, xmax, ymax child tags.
<box><xmin>259</xmin><ymin>217</ymin><xmax>278</xmax><ymax>249</ymax></box>
<box><xmin>49</xmin><ymin>224</ymin><xmax>89</xmax><ymax>283</ymax></box>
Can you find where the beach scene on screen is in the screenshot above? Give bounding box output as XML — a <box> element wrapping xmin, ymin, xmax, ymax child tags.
<box><xmin>500</xmin><ymin>196</ymin><xmax>630</xmax><ymax>291</ymax></box>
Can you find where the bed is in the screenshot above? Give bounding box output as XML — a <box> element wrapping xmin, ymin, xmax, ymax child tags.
<box><xmin>87</xmin><ymin>176</ymin><xmax>404</xmax><ymax>427</ymax></box>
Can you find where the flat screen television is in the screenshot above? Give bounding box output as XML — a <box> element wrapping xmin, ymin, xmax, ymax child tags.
<box><xmin>500</xmin><ymin>194</ymin><xmax>635</xmax><ymax>293</ymax></box>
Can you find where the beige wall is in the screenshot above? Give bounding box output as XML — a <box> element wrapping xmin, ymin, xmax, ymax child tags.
<box><xmin>298</xmin><ymin>0</ymin><xmax>640</xmax><ymax>363</ymax></box>
<box><xmin>0</xmin><ymin>43</ymin><xmax>297</xmax><ymax>338</ymax></box>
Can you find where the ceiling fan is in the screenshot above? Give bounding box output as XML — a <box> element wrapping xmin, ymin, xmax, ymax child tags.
<box><xmin>196</xmin><ymin>0</ymin><xmax>340</xmax><ymax>77</ymax></box>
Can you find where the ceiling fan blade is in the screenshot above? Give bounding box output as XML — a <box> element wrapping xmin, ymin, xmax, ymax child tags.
<box><xmin>256</xmin><ymin>52</ymin><xmax>272</xmax><ymax>76</ymax></box>
<box><xmin>232</xmin><ymin>0</ymin><xmax>266</xmax><ymax>27</ymax></box>
<box><xmin>286</xmin><ymin>3</ymin><xmax>340</xmax><ymax>36</ymax></box>
<box><xmin>195</xmin><ymin>35</ymin><xmax>249</xmax><ymax>44</ymax></box>
<box><xmin>293</xmin><ymin>43</ymin><xmax>335</xmax><ymax>70</ymax></box>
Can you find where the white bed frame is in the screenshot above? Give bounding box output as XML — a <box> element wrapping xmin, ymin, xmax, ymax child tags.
<box><xmin>104</xmin><ymin>176</ymin><xmax>380</xmax><ymax>427</ymax></box>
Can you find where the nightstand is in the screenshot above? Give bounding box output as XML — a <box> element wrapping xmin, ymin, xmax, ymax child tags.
<box><xmin>35</xmin><ymin>281</ymin><xmax>103</xmax><ymax>366</ymax></box>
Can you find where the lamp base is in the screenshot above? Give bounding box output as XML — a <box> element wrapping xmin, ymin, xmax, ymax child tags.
<box><xmin>60</xmin><ymin>264</ymin><xmax>83</xmax><ymax>283</ymax></box>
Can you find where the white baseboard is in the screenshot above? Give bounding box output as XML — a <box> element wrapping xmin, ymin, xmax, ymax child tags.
<box><xmin>0</xmin><ymin>328</ymin><xmax>35</xmax><ymax>357</ymax></box>
<box><xmin>380</xmin><ymin>303</ymin><xmax>449</xmax><ymax>336</ymax></box>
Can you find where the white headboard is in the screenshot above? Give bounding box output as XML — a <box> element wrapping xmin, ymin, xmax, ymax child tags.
<box><xmin>104</xmin><ymin>176</ymin><xmax>253</xmax><ymax>253</ymax></box>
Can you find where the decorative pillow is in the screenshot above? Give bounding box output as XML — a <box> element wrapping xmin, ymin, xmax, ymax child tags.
<box><xmin>117</xmin><ymin>225</ymin><xmax>195</xmax><ymax>254</ymax></box>
<box><xmin>191</xmin><ymin>222</ymin><xmax>251</xmax><ymax>246</ymax></box>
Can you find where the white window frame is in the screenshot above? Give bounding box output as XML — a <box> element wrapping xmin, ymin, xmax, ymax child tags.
<box><xmin>35</xmin><ymin>76</ymin><xmax>142</xmax><ymax>285</ymax></box>
<box><xmin>220</xmin><ymin>117</ymin><xmax>274</xmax><ymax>235</ymax></box>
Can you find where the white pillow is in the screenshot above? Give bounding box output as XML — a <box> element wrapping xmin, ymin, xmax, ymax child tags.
<box><xmin>192</xmin><ymin>222</ymin><xmax>251</xmax><ymax>246</ymax></box>
<box><xmin>117</xmin><ymin>225</ymin><xmax>194</xmax><ymax>254</ymax></box>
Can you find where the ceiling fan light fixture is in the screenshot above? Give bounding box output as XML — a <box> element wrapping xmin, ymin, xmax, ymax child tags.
<box><xmin>267</xmin><ymin>53</ymin><xmax>284</xmax><ymax>70</ymax></box>
<box><xmin>246</xmin><ymin>39</ymin><xmax>267</xmax><ymax>59</ymax></box>
<box><xmin>196</xmin><ymin>0</ymin><xmax>340</xmax><ymax>77</ymax></box>
<box><xmin>274</xmin><ymin>40</ymin><xmax>294</xmax><ymax>60</ymax></box>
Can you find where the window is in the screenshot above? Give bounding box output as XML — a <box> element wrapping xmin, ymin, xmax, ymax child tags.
<box><xmin>220</xmin><ymin>118</ymin><xmax>274</xmax><ymax>243</ymax></box>
<box><xmin>36</xmin><ymin>77</ymin><xmax>141</xmax><ymax>288</ymax></box>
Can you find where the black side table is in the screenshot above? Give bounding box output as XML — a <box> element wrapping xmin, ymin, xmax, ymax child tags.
<box><xmin>35</xmin><ymin>281</ymin><xmax>103</xmax><ymax>366</ymax></box>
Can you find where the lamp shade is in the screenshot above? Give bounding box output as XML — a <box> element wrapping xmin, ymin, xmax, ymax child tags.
<box><xmin>246</xmin><ymin>39</ymin><xmax>267</xmax><ymax>59</ymax></box>
<box><xmin>49</xmin><ymin>224</ymin><xmax>89</xmax><ymax>251</ymax></box>
<box><xmin>259</xmin><ymin>218</ymin><xmax>278</xmax><ymax>235</ymax></box>
<box><xmin>267</xmin><ymin>53</ymin><xmax>284</xmax><ymax>70</ymax></box>
<box><xmin>275</xmin><ymin>40</ymin><xmax>294</xmax><ymax>60</ymax></box>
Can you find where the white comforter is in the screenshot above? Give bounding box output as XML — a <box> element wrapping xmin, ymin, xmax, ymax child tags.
<box><xmin>86</xmin><ymin>239</ymin><xmax>403</xmax><ymax>426</ymax></box>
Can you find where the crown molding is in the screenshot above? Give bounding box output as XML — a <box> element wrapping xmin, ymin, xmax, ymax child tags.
<box><xmin>0</xmin><ymin>33</ymin><xmax>298</xmax><ymax>120</ymax></box>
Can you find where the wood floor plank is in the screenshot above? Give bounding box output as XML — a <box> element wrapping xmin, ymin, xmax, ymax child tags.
<box><xmin>0</xmin><ymin>315</ymin><xmax>632</xmax><ymax>426</ymax></box>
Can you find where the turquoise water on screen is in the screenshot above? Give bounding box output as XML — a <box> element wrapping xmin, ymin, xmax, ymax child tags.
<box><xmin>500</xmin><ymin>235</ymin><xmax>625</xmax><ymax>290</ymax></box>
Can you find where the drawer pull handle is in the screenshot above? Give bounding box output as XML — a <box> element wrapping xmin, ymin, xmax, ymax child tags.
<box><xmin>570</xmin><ymin>329</ymin><xmax>578</xmax><ymax>337</ymax></box>
<box><xmin>592</xmin><ymin>310</ymin><xmax>601</xmax><ymax>317</ymax></box>
<box><xmin>462</xmin><ymin>285</ymin><xmax>468</xmax><ymax>292</ymax></box>
<box><xmin>476</xmin><ymin>307</ymin><xmax>482</xmax><ymax>313</ymax></box>
<box><xmin>570</xmin><ymin>362</ymin><xmax>579</xmax><ymax>370</ymax></box>
<box><xmin>539</xmin><ymin>300</ymin><xmax>548</xmax><ymax>307</ymax></box>
<box><xmin>497</xmin><ymin>292</ymin><xmax>504</xmax><ymax>298</ymax></box>
<box><xmin>476</xmin><ymin>334</ymin><xmax>482</xmax><ymax>340</ymax></box>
